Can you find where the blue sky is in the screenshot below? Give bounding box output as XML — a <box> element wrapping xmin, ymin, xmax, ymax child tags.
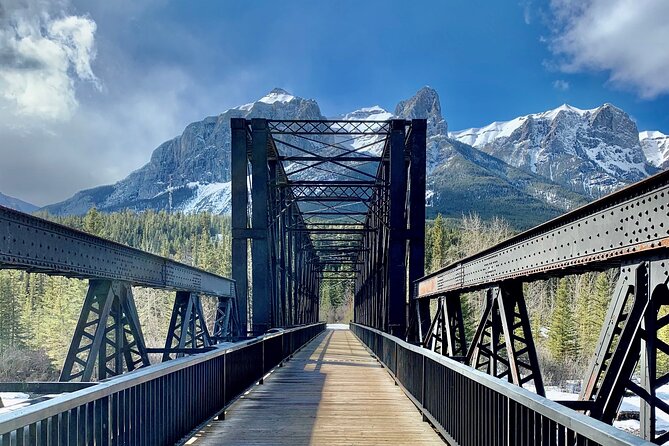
<box><xmin>1</xmin><ymin>0</ymin><xmax>668</xmax><ymax>204</ymax></box>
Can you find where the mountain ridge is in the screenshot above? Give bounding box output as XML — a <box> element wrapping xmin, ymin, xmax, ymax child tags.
<box><xmin>450</xmin><ymin>103</ymin><xmax>656</xmax><ymax>197</ymax></box>
<box><xmin>42</xmin><ymin>88</ymin><xmax>664</xmax><ymax>228</ymax></box>
<box><xmin>0</xmin><ymin>192</ymin><xmax>38</xmax><ymax>213</ymax></box>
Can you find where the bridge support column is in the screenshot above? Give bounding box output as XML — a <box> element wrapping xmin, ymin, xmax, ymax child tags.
<box><xmin>163</xmin><ymin>292</ymin><xmax>211</xmax><ymax>361</ymax></box>
<box><xmin>424</xmin><ymin>295</ymin><xmax>467</xmax><ymax>358</ymax></box>
<box><xmin>387</xmin><ymin>119</ymin><xmax>408</xmax><ymax>338</ymax></box>
<box><xmin>231</xmin><ymin>118</ymin><xmax>249</xmax><ymax>336</ymax></box>
<box><xmin>580</xmin><ymin>259</ymin><xmax>669</xmax><ymax>444</ymax></box>
<box><xmin>60</xmin><ymin>280</ymin><xmax>149</xmax><ymax>382</ymax></box>
<box><xmin>250</xmin><ymin>118</ymin><xmax>272</xmax><ymax>335</ymax></box>
<box><xmin>407</xmin><ymin>119</ymin><xmax>429</xmax><ymax>343</ymax></box>
<box><xmin>467</xmin><ymin>281</ymin><xmax>545</xmax><ymax>396</ymax></box>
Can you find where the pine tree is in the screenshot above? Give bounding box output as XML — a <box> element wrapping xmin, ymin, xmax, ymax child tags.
<box><xmin>548</xmin><ymin>278</ymin><xmax>579</xmax><ymax>361</ymax></box>
<box><xmin>83</xmin><ymin>207</ymin><xmax>104</xmax><ymax>236</ymax></box>
<box><xmin>430</xmin><ymin>214</ymin><xmax>446</xmax><ymax>272</ymax></box>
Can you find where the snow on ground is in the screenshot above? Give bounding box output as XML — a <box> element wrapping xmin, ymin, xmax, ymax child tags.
<box><xmin>0</xmin><ymin>392</ymin><xmax>30</xmax><ymax>413</ymax></box>
<box><xmin>327</xmin><ymin>323</ymin><xmax>349</xmax><ymax>330</ymax></box>
<box><xmin>527</xmin><ymin>384</ymin><xmax>669</xmax><ymax>438</ymax></box>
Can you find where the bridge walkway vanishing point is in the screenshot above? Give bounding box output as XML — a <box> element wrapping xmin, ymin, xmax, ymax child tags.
<box><xmin>188</xmin><ymin>328</ymin><xmax>444</xmax><ymax>445</ymax></box>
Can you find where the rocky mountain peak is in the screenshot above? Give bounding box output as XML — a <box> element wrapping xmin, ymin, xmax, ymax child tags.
<box><xmin>394</xmin><ymin>86</ymin><xmax>447</xmax><ymax>135</ymax></box>
<box><xmin>449</xmin><ymin>102</ymin><xmax>653</xmax><ymax>197</ymax></box>
<box><xmin>640</xmin><ymin>130</ymin><xmax>669</xmax><ymax>168</ymax></box>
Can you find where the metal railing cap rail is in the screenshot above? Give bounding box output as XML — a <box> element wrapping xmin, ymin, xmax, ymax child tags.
<box><xmin>0</xmin><ymin>323</ymin><xmax>324</xmax><ymax>434</ymax></box>
<box><xmin>350</xmin><ymin>323</ymin><xmax>653</xmax><ymax>446</ymax></box>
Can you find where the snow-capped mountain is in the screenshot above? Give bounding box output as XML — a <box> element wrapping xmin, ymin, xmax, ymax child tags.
<box><xmin>640</xmin><ymin>130</ymin><xmax>669</xmax><ymax>169</ymax></box>
<box><xmin>450</xmin><ymin>104</ymin><xmax>655</xmax><ymax>197</ymax></box>
<box><xmin>43</xmin><ymin>86</ymin><xmax>665</xmax><ymax>228</ymax></box>
<box><xmin>0</xmin><ymin>192</ymin><xmax>37</xmax><ymax>213</ymax></box>
<box><xmin>44</xmin><ymin>89</ymin><xmax>325</xmax><ymax>215</ymax></box>
<box><xmin>392</xmin><ymin>89</ymin><xmax>587</xmax><ymax>225</ymax></box>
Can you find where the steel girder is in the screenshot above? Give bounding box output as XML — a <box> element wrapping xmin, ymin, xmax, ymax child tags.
<box><xmin>415</xmin><ymin>169</ymin><xmax>669</xmax><ymax>442</ymax></box>
<box><xmin>0</xmin><ymin>206</ymin><xmax>237</xmax><ymax>299</ymax></box>
<box><xmin>231</xmin><ymin>118</ymin><xmax>426</xmax><ymax>338</ymax></box>
<box><xmin>574</xmin><ymin>259</ymin><xmax>669</xmax><ymax>444</ymax></box>
<box><xmin>417</xmin><ymin>170</ymin><xmax>669</xmax><ymax>298</ymax></box>
<box><xmin>423</xmin><ymin>296</ymin><xmax>467</xmax><ymax>358</ymax></box>
<box><xmin>353</xmin><ymin>120</ymin><xmax>427</xmax><ymax>338</ymax></box>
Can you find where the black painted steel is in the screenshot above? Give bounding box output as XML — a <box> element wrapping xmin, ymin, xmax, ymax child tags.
<box><xmin>0</xmin><ymin>323</ymin><xmax>325</xmax><ymax>445</ymax></box>
<box><xmin>0</xmin><ymin>206</ymin><xmax>236</xmax><ymax>298</ymax></box>
<box><xmin>60</xmin><ymin>280</ymin><xmax>150</xmax><ymax>382</ymax></box>
<box><xmin>231</xmin><ymin>118</ymin><xmax>426</xmax><ymax>338</ymax></box>
<box><xmin>414</xmin><ymin>170</ymin><xmax>669</xmax><ymax>443</ymax></box>
<box><xmin>351</xmin><ymin>323</ymin><xmax>652</xmax><ymax>446</ymax></box>
<box><xmin>417</xmin><ymin>170</ymin><xmax>669</xmax><ymax>298</ymax></box>
<box><xmin>162</xmin><ymin>292</ymin><xmax>212</xmax><ymax>361</ymax></box>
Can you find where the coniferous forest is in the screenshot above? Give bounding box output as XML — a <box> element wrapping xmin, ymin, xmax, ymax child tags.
<box><xmin>1</xmin><ymin>209</ymin><xmax>667</xmax><ymax>386</ymax></box>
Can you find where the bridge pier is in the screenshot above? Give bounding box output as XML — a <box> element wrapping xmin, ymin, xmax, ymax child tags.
<box><xmin>466</xmin><ymin>282</ymin><xmax>545</xmax><ymax>396</ymax></box>
<box><xmin>581</xmin><ymin>259</ymin><xmax>669</xmax><ymax>444</ymax></box>
<box><xmin>60</xmin><ymin>280</ymin><xmax>150</xmax><ymax>382</ymax></box>
<box><xmin>212</xmin><ymin>294</ymin><xmax>239</xmax><ymax>342</ymax></box>
<box><xmin>423</xmin><ymin>295</ymin><xmax>467</xmax><ymax>358</ymax></box>
<box><xmin>162</xmin><ymin>291</ymin><xmax>212</xmax><ymax>361</ymax></box>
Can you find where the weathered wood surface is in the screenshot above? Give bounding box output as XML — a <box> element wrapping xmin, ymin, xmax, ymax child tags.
<box><xmin>189</xmin><ymin>328</ymin><xmax>444</xmax><ymax>445</ymax></box>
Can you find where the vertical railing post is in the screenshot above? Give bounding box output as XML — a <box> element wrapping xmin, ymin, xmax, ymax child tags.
<box><xmin>422</xmin><ymin>354</ymin><xmax>428</xmax><ymax>422</ymax></box>
<box><xmin>259</xmin><ymin>338</ymin><xmax>265</xmax><ymax>385</ymax></box>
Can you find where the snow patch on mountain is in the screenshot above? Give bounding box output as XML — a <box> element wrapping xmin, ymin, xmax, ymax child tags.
<box><xmin>640</xmin><ymin>130</ymin><xmax>669</xmax><ymax>168</ymax></box>
<box><xmin>258</xmin><ymin>88</ymin><xmax>296</xmax><ymax>105</ymax></box>
<box><xmin>449</xmin><ymin>103</ymin><xmax>653</xmax><ymax>196</ymax></box>
<box><xmin>179</xmin><ymin>182</ymin><xmax>232</xmax><ymax>214</ymax></box>
<box><xmin>340</xmin><ymin>106</ymin><xmax>394</xmax><ymax>156</ymax></box>
<box><xmin>450</xmin><ymin>104</ymin><xmax>592</xmax><ymax>148</ymax></box>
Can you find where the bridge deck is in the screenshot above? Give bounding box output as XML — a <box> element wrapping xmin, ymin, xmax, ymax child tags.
<box><xmin>189</xmin><ymin>328</ymin><xmax>444</xmax><ymax>445</ymax></box>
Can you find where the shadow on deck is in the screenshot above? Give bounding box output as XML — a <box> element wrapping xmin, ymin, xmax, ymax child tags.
<box><xmin>186</xmin><ymin>328</ymin><xmax>444</xmax><ymax>445</ymax></box>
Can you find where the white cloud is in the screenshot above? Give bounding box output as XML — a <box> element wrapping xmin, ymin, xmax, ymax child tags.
<box><xmin>0</xmin><ymin>1</ymin><xmax>99</xmax><ymax>120</ymax></box>
<box><xmin>549</xmin><ymin>0</ymin><xmax>669</xmax><ymax>98</ymax></box>
<box><xmin>552</xmin><ymin>79</ymin><xmax>569</xmax><ymax>91</ymax></box>
<box><xmin>520</xmin><ymin>1</ymin><xmax>533</xmax><ymax>25</ymax></box>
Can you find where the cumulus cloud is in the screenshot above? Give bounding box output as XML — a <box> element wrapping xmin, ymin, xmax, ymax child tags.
<box><xmin>0</xmin><ymin>0</ymin><xmax>259</xmax><ymax>206</ymax></box>
<box><xmin>0</xmin><ymin>0</ymin><xmax>99</xmax><ymax>120</ymax></box>
<box><xmin>552</xmin><ymin>79</ymin><xmax>569</xmax><ymax>91</ymax></box>
<box><xmin>549</xmin><ymin>0</ymin><xmax>669</xmax><ymax>99</ymax></box>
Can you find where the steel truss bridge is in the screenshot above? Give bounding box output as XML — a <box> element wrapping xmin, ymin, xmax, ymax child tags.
<box><xmin>0</xmin><ymin>118</ymin><xmax>665</xmax><ymax>445</ymax></box>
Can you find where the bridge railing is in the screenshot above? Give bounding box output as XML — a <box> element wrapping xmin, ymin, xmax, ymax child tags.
<box><xmin>350</xmin><ymin>323</ymin><xmax>652</xmax><ymax>446</ymax></box>
<box><xmin>0</xmin><ymin>323</ymin><xmax>325</xmax><ymax>445</ymax></box>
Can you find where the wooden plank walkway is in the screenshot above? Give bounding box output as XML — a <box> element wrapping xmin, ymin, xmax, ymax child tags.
<box><xmin>187</xmin><ymin>328</ymin><xmax>444</xmax><ymax>445</ymax></box>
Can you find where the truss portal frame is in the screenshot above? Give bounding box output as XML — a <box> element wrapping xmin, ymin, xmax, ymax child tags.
<box><xmin>231</xmin><ymin>118</ymin><xmax>427</xmax><ymax>337</ymax></box>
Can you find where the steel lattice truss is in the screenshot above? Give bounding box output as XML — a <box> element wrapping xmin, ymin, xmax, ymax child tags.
<box><xmin>414</xmin><ymin>169</ymin><xmax>669</xmax><ymax>444</ymax></box>
<box><xmin>231</xmin><ymin>118</ymin><xmax>427</xmax><ymax>338</ymax></box>
<box><xmin>0</xmin><ymin>205</ymin><xmax>241</xmax><ymax>382</ymax></box>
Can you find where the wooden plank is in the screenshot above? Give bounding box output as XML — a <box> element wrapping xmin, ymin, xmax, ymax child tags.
<box><xmin>190</xmin><ymin>329</ymin><xmax>445</xmax><ymax>445</ymax></box>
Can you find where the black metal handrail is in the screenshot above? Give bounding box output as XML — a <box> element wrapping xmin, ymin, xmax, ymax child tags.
<box><xmin>0</xmin><ymin>323</ymin><xmax>325</xmax><ymax>445</ymax></box>
<box><xmin>350</xmin><ymin>323</ymin><xmax>652</xmax><ymax>446</ymax></box>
